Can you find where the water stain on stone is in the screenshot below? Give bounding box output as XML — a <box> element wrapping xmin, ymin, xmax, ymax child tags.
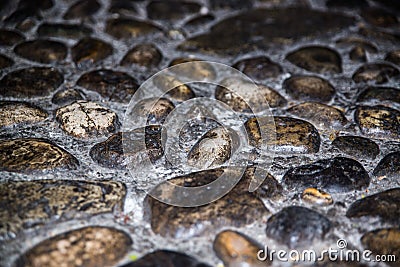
<box><xmin>153</xmin><ymin>74</ymin><xmax>195</xmax><ymax>102</ymax></box>
<box><xmin>0</xmin><ymin>54</ymin><xmax>13</xmax><ymax>69</ymax></box>
<box><xmin>332</xmin><ymin>136</ymin><xmax>380</xmax><ymax>160</ymax></box>
<box><xmin>357</xmin><ymin>86</ymin><xmax>400</xmax><ymax>104</ymax></box>
<box><xmin>144</xmin><ymin>167</ymin><xmax>270</xmax><ymax>238</ymax></box>
<box><xmin>361</xmin><ymin>7</ymin><xmax>398</xmax><ymax>28</ymax></box>
<box><xmin>105</xmin><ymin>18</ymin><xmax>162</xmax><ymax>39</ymax></box>
<box><xmin>77</xmin><ymin>69</ymin><xmax>138</xmax><ymax>103</ymax></box>
<box><xmin>15</xmin><ymin>226</ymin><xmax>132</xmax><ymax>267</ymax></box>
<box><xmin>119</xmin><ymin>250</ymin><xmax>211</xmax><ymax>267</ymax></box>
<box><xmin>354</xmin><ymin>105</ymin><xmax>400</xmax><ymax>139</ymax></box>
<box><xmin>0</xmin><ymin>138</ymin><xmax>79</xmax><ymax>173</ymax></box>
<box><xmin>385</xmin><ymin>50</ymin><xmax>400</xmax><ymax>66</ymax></box>
<box><xmin>265</xmin><ymin>206</ymin><xmax>331</xmax><ymax>248</ymax></box>
<box><xmin>283</xmin><ymin>157</ymin><xmax>370</xmax><ymax>193</ymax></box>
<box><xmin>0</xmin><ymin>180</ymin><xmax>125</xmax><ymax>239</ymax></box>
<box><xmin>286</xmin><ymin>46</ymin><xmax>342</xmax><ymax>74</ymax></box>
<box><xmin>147</xmin><ymin>0</ymin><xmax>201</xmax><ymax>21</ymax></box>
<box><xmin>52</xmin><ymin>88</ymin><xmax>85</xmax><ymax>105</ymax></box>
<box><xmin>373</xmin><ymin>151</ymin><xmax>400</xmax><ymax>178</ymax></box>
<box><xmin>0</xmin><ymin>101</ymin><xmax>47</xmax><ymax>128</ymax></box>
<box><xmin>121</xmin><ymin>43</ymin><xmax>162</xmax><ymax>68</ymax></box>
<box><xmin>287</xmin><ymin>102</ymin><xmax>347</xmax><ymax>129</ymax></box>
<box><xmin>0</xmin><ymin>67</ymin><xmax>63</xmax><ymax>98</ymax></box>
<box><xmin>37</xmin><ymin>23</ymin><xmax>92</xmax><ymax>39</ymax></box>
<box><xmin>352</xmin><ymin>63</ymin><xmax>399</xmax><ymax>84</ymax></box>
<box><xmin>346</xmin><ymin>188</ymin><xmax>400</xmax><ymax>224</ymax></box>
<box><xmin>214</xmin><ymin>230</ymin><xmax>267</xmax><ymax>267</ymax></box>
<box><xmin>0</xmin><ymin>29</ymin><xmax>24</xmax><ymax>46</ymax></box>
<box><xmin>169</xmin><ymin>58</ymin><xmax>216</xmax><ymax>80</ymax></box>
<box><xmin>64</xmin><ymin>0</ymin><xmax>101</xmax><ymax>19</ymax></box>
<box><xmin>283</xmin><ymin>75</ymin><xmax>335</xmax><ymax>103</ymax></box>
<box><xmin>14</xmin><ymin>39</ymin><xmax>67</xmax><ymax>63</ymax></box>
<box><xmin>56</xmin><ymin>100</ymin><xmax>120</xmax><ymax>138</ymax></box>
<box><xmin>233</xmin><ymin>56</ymin><xmax>283</xmax><ymax>80</ymax></box>
<box><xmin>71</xmin><ymin>37</ymin><xmax>113</xmax><ymax>65</ymax></box>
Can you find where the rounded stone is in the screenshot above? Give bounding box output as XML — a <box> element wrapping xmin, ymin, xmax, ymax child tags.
<box><xmin>385</xmin><ymin>50</ymin><xmax>400</xmax><ymax>66</ymax></box>
<box><xmin>169</xmin><ymin>58</ymin><xmax>216</xmax><ymax>80</ymax></box>
<box><xmin>0</xmin><ymin>29</ymin><xmax>24</xmax><ymax>46</ymax></box>
<box><xmin>120</xmin><ymin>43</ymin><xmax>162</xmax><ymax>68</ymax></box>
<box><xmin>282</xmin><ymin>157</ymin><xmax>370</xmax><ymax>193</ymax></box>
<box><xmin>0</xmin><ymin>101</ymin><xmax>48</xmax><ymax>128</ymax></box>
<box><xmin>352</xmin><ymin>63</ymin><xmax>399</xmax><ymax>84</ymax></box>
<box><xmin>153</xmin><ymin>74</ymin><xmax>195</xmax><ymax>102</ymax></box>
<box><xmin>283</xmin><ymin>75</ymin><xmax>335</xmax><ymax>103</ymax></box>
<box><xmin>336</xmin><ymin>37</ymin><xmax>378</xmax><ymax>53</ymax></box>
<box><xmin>37</xmin><ymin>23</ymin><xmax>93</xmax><ymax>39</ymax></box>
<box><xmin>286</xmin><ymin>46</ymin><xmax>342</xmax><ymax>74</ymax></box>
<box><xmin>105</xmin><ymin>18</ymin><xmax>162</xmax><ymax>39</ymax></box>
<box><xmin>287</xmin><ymin>102</ymin><xmax>347</xmax><ymax>129</ymax></box>
<box><xmin>15</xmin><ymin>226</ymin><xmax>132</xmax><ymax>267</ymax></box>
<box><xmin>216</xmin><ymin>78</ymin><xmax>286</xmax><ymax>113</ymax></box>
<box><xmin>373</xmin><ymin>151</ymin><xmax>400</xmax><ymax>178</ymax></box>
<box><xmin>0</xmin><ymin>54</ymin><xmax>13</xmax><ymax>69</ymax></box>
<box><xmin>130</xmin><ymin>97</ymin><xmax>175</xmax><ymax>124</ymax></box>
<box><xmin>265</xmin><ymin>206</ymin><xmax>331</xmax><ymax>248</ymax></box>
<box><xmin>119</xmin><ymin>250</ymin><xmax>211</xmax><ymax>267</ymax></box>
<box><xmin>0</xmin><ymin>67</ymin><xmax>64</xmax><ymax>98</ymax></box>
<box><xmin>213</xmin><ymin>230</ymin><xmax>267</xmax><ymax>267</ymax></box>
<box><xmin>346</xmin><ymin>188</ymin><xmax>400</xmax><ymax>224</ymax></box>
<box><xmin>332</xmin><ymin>136</ymin><xmax>380</xmax><ymax>160</ymax></box>
<box><xmin>0</xmin><ymin>180</ymin><xmax>125</xmax><ymax>239</ymax></box>
<box><xmin>147</xmin><ymin>0</ymin><xmax>201</xmax><ymax>21</ymax></box>
<box><xmin>349</xmin><ymin>46</ymin><xmax>367</xmax><ymax>62</ymax></box>
<box><xmin>210</xmin><ymin>0</ymin><xmax>253</xmax><ymax>9</ymax></box>
<box><xmin>71</xmin><ymin>38</ymin><xmax>113</xmax><ymax>65</ymax></box>
<box><xmin>302</xmin><ymin>188</ymin><xmax>333</xmax><ymax>206</ymax></box>
<box><xmin>358</xmin><ymin>26</ymin><xmax>400</xmax><ymax>43</ymax></box>
<box><xmin>245</xmin><ymin>116</ymin><xmax>321</xmax><ymax>153</ymax></box>
<box><xmin>55</xmin><ymin>101</ymin><xmax>120</xmax><ymax>138</ymax></box>
<box><xmin>52</xmin><ymin>88</ymin><xmax>84</xmax><ymax>105</ymax></box>
<box><xmin>14</xmin><ymin>39</ymin><xmax>67</xmax><ymax>63</ymax></box>
<box><xmin>0</xmin><ymin>138</ymin><xmax>79</xmax><ymax>173</ymax></box>
<box><xmin>76</xmin><ymin>69</ymin><xmax>138</xmax><ymax>103</ymax></box>
<box><xmin>361</xmin><ymin>7</ymin><xmax>398</xmax><ymax>28</ymax></box>
<box><xmin>357</xmin><ymin>86</ymin><xmax>400</xmax><ymax>104</ymax></box>
<box><xmin>109</xmin><ymin>0</ymin><xmax>137</xmax><ymax>15</ymax></box>
<box><xmin>184</xmin><ymin>14</ymin><xmax>215</xmax><ymax>30</ymax></box>
<box><xmin>354</xmin><ymin>105</ymin><xmax>400</xmax><ymax>138</ymax></box>
<box><xmin>233</xmin><ymin>56</ymin><xmax>283</xmax><ymax>80</ymax></box>
<box><xmin>64</xmin><ymin>0</ymin><xmax>101</xmax><ymax>19</ymax></box>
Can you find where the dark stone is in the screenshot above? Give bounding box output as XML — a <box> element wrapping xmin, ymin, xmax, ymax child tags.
<box><xmin>37</xmin><ymin>23</ymin><xmax>92</xmax><ymax>39</ymax></box>
<box><xmin>346</xmin><ymin>188</ymin><xmax>400</xmax><ymax>224</ymax></box>
<box><xmin>109</xmin><ymin>0</ymin><xmax>137</xmax><ymax>15</ymax></box>
<box><xmin>283</xmin><ymin>75</ymin><xmax>335</xmax><ymax>102</ymax></box>
<box><xmin>286</xmin><ymin>46</ymin><xmax>342</xmax><ymax>74</ymax></box>
<box><xmin>354</xmin><ymin>105</ymin><xmax>400</xmax><ymax>138</ymax></box>
<box><xmin>64</xmin><ymin>0</ymin><xmax>101</xmax><ymax>19</ymax></box>
<box><xmin>179</xmin><ymin>8</ymin><xmax>354</xmax><ymax>54</ymax></box>
<box><xmin>169</xmin><ymin>58</ymin><xmax>216</xmax><ymax>80</ymax></box>
<box><xmin>17</xmin><ymin>0</ymin><xmax>53</xmax><ymax>10</ymax></box>
<box><xmin>0</xmin><ymin>67</ymin><xmax>63</xmax><ymax>98</ymax></box>
<box><xmin>120</xmin><ymin>43</ymin><xmax>162</xmax><ymax>68</ymax></box>
<box><xmin>336</xmin><ymin>37</ymin><xmax>378</xmax><ymax>53</ymax></box>
<box><xmin>372</xmin><ymin>0</ymin><xmax>400</xmax><ymax>12</ymax></box>
<box><xmin>352</xmin><ymin>63</ymin><xmax>399</xmax><ymax>84</ymax></box>
<box><xmin>0</xmin><ymin>54</ymin><xmax>13</xmax><ymax>69</ymax></box>
<box><xmin>359</xmin><ymin>26</ymin><xmax>400</xmax><ymax>43</ymax></box>
<box><xmin>119</xmin><ymin>250</ymin><xmax>211</xmax><ymax>267</ymax></box>
<box><xmin>0</xmin><ymin>180</ymin><xmax>125</xmax><ymax>239</ymax></box>
<box><xmin>76</xmin><ymin>69</ymin><xmax>138</xmax><ymax>103</ymax></box>
<box><xmin>282</xmin><ymin>157</ymin><xmax>370</xmax><ymax>193</ymax></box>
<box><xmin>15</xmin><ymin>226</ymin><xmax>132</xmax><ymax>267</ymax></box>
<box><xmin>233</xmin><ymin>56</ymin><xmax>283</xmax><ymax>80</ymax></box>
<box><xmin>210</xmin><ymin>0</ymin><xmax>254</xmax><ymax>10</ymax></box>
<box><xmin>52</xmin><ymin>88</ymin><xmax>85</xmax><ymax>105</ymax></box>
<box><xmin>129</xmin><ymin>97</ymin><xmax>175</xmax><ymax>125</ymax></box>
<box><xmin>184</xmin><ymin>14</ymin><xmax>215</xmax><ymax>29</ymax></box>
<box><xmin>0</xmin><ymin>29</ymin><xmax>24</xmax><ymax>46</ymax></box>
<box><xmin>0</xmin><ymin>101</ymin><xmax>48</xmax><ymax>128</ymax></box>
<box><xmin>71</xmin><ymin>38</ymin><xmax>113</xmax><ymax>65</ymax></box>
<box><xmin>14</xmin><ymin>39</ymin><xmax>67</xmax><ymax>63</ymax></box>
<box><xmin>0</xmin><ymin>138</ymin><xmax>79</xmax><ymax>173</ymax></box>
<box><xmin>373</xmin><ymin>151</ymin><xmax>400</xmax><ymax>178</ymax></box>
<box><xmin>265</xmin><ymin>206</ymin><xmax>331</xmax><ymax>248</ymax></box>
<box><xmin>153</xmin><ymin>74</ymin><xmax>195</xmax><ymax>102</ymax></box>
<box><xmin>332</xmin><ymin>136</ymin><xmax>380</xmax><ymax>160</ymax></box>
<box><xmin>147</xmin><ymin>0</ymin><xmax>201</xmax><ymax>20</ymax></box>
<box><xmin>357</xmin><ymin>86</ymin><xmax>400</xmax><ymax>104</ymax></box>
<box><xmin>4</xmin><ymin>7</ymin><xmax>38</xmax><ymax>25</ymax></box>
<box><xmin>105</xmin><ymin>18</ymin><xmax>162</xmax><ymax>39</ymax></box>
<box><xmin>385</xmin><ymin>50</ymin><xmax>400</xmax><ymax>66</ymax></box>
<box><xmin>349</xmin><ymin>46</ymin><xmax>367</xmax><ymax>62</ymax></box>
<box><xmin>326</xmin><ymin>0</ymin><xmax>369</xmax><ymax>8</ymax></box>
<box><xmin>361</xmin><ymin>7</ymin><xmax>398</xmax><ymax>28</ymax></box>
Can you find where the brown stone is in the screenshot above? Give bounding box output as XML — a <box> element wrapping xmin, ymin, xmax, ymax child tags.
<box><xmin>14</xmin><ymin>39</ymin><xmax>67</xmax><ymax>63</ymax></box>
<box><xmin>71</xmin><ymin>38</ymin><xmax>113</xmax><ymax>65</ymax></box>
<box><xmin>105</xmin><ymin>18</ymin><xmax>162</xmax><ymax>39</ymax></box>
<box><xmin>352</xmin><ymin>63</ymin><xmax>399</xmax><ymax>84</ymax></box>
<box><xmin>283</xmin><ymin>76</ymin><xmax>335</xmax><ymax>103</ymax></box>
<box><xmin>120</xmin><ymin>43</ymin><xmax>162</xmax><ymax>68</ymax></box>
<box><xmin>233</xmin><ymin>56</ymin><xmax>283</xmax><ymax>80</ymax></box>
<box><xmin>0</xmin><ymin>101</ymin><xmax>47</xmax><ymax>128</ymax></box>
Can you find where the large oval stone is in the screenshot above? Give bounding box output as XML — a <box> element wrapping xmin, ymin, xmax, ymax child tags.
<box><xmin>332</xmin><ymin>136</ymin><xmax>379</xmax><ymax>160</ymax></box>
<box><xmin>233</xmin><ymin>56</ymin><xmax>283</xmax><ymax>80</ymax></box>
<box><xmin>14</xmin><ymin>39</ymin><xmax>67</xmax><ymax>63</ymax></box>
<box><xmin>373</xmin><ymin>151</ymin><xmax>400</xmax><ymax>178</ymax></box>
<box><xmin>0</xmin><ymin>101</ymin><xmax>48</xmax><ymax>128</ymax></box>
<box><xmin>283</xmin><ymin>75</ymin><xmax>335</xmax><ymax>103</ymax></box>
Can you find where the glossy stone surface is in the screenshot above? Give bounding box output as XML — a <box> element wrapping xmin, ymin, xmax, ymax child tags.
<box><xmin>72</xmin><ymin>38</ymin><xmax>113</xmax><ymax>65</ymax></box>
<box><xmin>233</xmin><ymin>56</ymin><xmax>282</xmax><ymax>80</ymax></box>
<box><xmin>147</xmin><ymin>0</ymin><xmax>201</xmax><ymax>20</ymax></box>
<box><xmin>332</xmin><ymin>136</ymin><xmax>380</xmax><ymax>160</ymax></box>
<box><xmin>105</xmin><ymin>18</ymin><xmax>161</xmax><ymax>39</ymax></box>
<box><xmin>352</xmin><ymin>63</ymin><xmax>399</xmax><ymax>84</ymax></box>
<box><xmin>14</xmin><ymin>39</ymin><xmax>67</xmax><ymax>63</ymax></box>
<box><xmin>121</xmin><ymin>43</ymin><xmax>162</xmax><ymax>68</ymax></box>
<box><xmin>357</xmin><ymin>86</ymin><xmax>400</xmax><ymax>104</ymax></box>
<box><xmin>129</xmin><ymin>97</ymin><xmax>175</xmax><ymax>124</ymax></box>
<box><xmin>283</xmin><ymin>76</ymin><xmax>335</xmax><ymax>103</ymax></box>
<box><xmin>52</xmin><ymin>88</ymin><xmax>85</xmax><ymax>105</ymax></box>
<box><xmin>373</xmin><ymin>151</ymin><xmax>400</xmax><ymax>178</ymax></box>
<box><xmin>301</xmin><ymin>188</ymin><xmax>333</xmax><ymax>206</ymax></box>
<box><xmin>37</xmin><ymin>23</ymin><xmax>93</xmax><ymax>39</ymax></box>
<box><xmin>0</xmin><ymin>101</ymin><xmax>47</xmax><ymax>128</ymax></box>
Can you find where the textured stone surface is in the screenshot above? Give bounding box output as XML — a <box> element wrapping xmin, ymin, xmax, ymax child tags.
<box><xmin>64</xmin><ymin>0</ymin><xmax>101</xmax><ymax>19</ymax></box>
<box><xmin>153</xmin><ymin>74</ymin><xmax>195</xmax><ymax>102</ymax></box>
<box><xmin>169</xmin><ymin>58</ymin><xmax>216</xmax><ymax>80</ymax></box>
<box><xmin>373</xmin><ymin>151</ymin><xmax>400</xmax><ymax>178</ymax></box>
<box><xmin>56</xmin><ymin>101</ymin><xmax>120</xmax><ymax>138</ymax></box>
<box><xmin>15</xmin><ymin>226</ymin><xmax>132</xmax><ymax>267</ymax></box>
<box><xmin>332</xmin><ymin>136</ymin><xmax>380</xmax><ymax>160</ymax></box>
<box><xmin>301</xmin><ymin>188</ymin><xmax>333</xmax><ymax>206</ymax></box>
<box><xmin>72</xmin><ymin>38</ymin><xmax>113</xmax><ymax>65</ymax></box>
<box><xmin>283</xmin><ymin>157</ymin><xmax>370</xmax><ymax>193</ymax></box>
<box><xmin>352</xmin><ymin>63</ymin><xmax>399</xmax><ymax>84</ymax></box>
<box><xmin>0</xmin><ymin>29</ymin><xmax>24</xmax><ymax>46</ymax></box>
<box><xmin>0</xmin><ymin>67</ymin><xmax>63</xmax><ymax>98</ymax></box>
<box><xmin>0</xmin><ymin>138</ymin><xmax>79</xmax><ymax>173</ymax></box>
<box><xmin>129</xmin><ymin>97</ymin><xmax>175</xmax><ymax>124</ymax></box>
<box><xmin>266</xmin><ymin>206</ymin><xmax>331</xmax><ymax>248</ymax></box>
<box><xmin>52</xmin><ymin>88</ymin><xmax>85</xmax><ymax>105</ymax></box>
<box><xmin>0</xmin><ymin>101</ymin><xmax>48</xmax><ymax>128</ymax></box>
<box><xmin>346</xmin><ymin>188</ymin><xmax>400</xmax><ymax>224</ymax></box>
<box><xmin>283</xmin><ymin>76</ymin><xmax>335</xmax><ymax>103</ymax></box>
<box><xmin>357</xmin><ymin>86</ymin><xmax>400</xmax><ymax>104</ymax></box>
<box><xmin>14</xmin><ymin>39</ymin><xmax>67</xmax><ymax>63</ymax></box>
<box><xmin>37</xmin><ymin>23</ymin><xmax>93</xmax><ymax>39</ymax></box>
<box><xmin>147</xmin><ymin>0</ymin><xmax>201</xmax><ymax>20</ymax></box>
<box><xmin>121</xmin><ymin>43</ymin><xmax>162</xmax><ymax>68</ymax></box>
<box><xmin>105</xmin><ymin>18</ymin><xmax>162</xmax><ymax>39</ymax></box>
<box><xmin>233</xmin><ymin>56</ymin><xmax>283</xmax><ymax>80</ymax></box>
<box><xmin>77</xmin><ymin>69</ymin><xmax>138</xmax><ymax>103</ymax></box>
<box><xmin>0</xmin><ymin>180</ymin><xmax>125</xmax><ymax>239</ymax></box>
